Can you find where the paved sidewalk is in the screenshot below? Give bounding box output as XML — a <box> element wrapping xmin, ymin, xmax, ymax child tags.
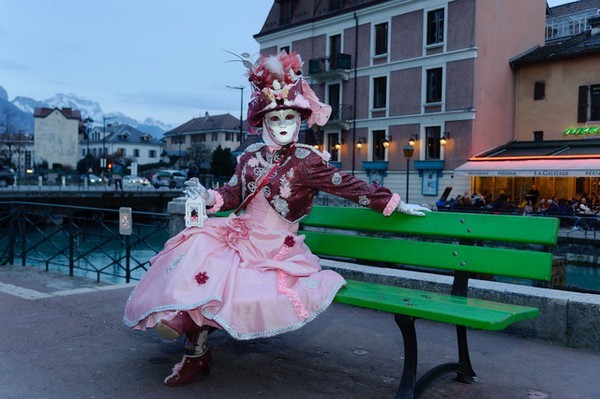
<box><xmin>1</xmin><ymin>265</ymin><xmax>598</xmax><ymax>399</ymax></box>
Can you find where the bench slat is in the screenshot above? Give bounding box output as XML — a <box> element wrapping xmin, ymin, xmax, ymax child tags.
<box><xmin>302</xmin><ymin>207</ymin><xmax>559</xmax><ymax>246</ymax></box>
<box><xmin>303</xmin><ymin>231</ymin><xmax>553</xmax><ymax>281</ymax></box>
<box><xmin>335</xmin><ymin>280</ymin><xmax>539</xmax><ymax>331</ymax></box>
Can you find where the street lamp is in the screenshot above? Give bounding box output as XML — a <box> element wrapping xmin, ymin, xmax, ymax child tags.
<box><xmin>102</xmin><ymin>116</ymin><xmax>116</xmax><ymax>173</ymax></box>
<box><xmin>403</xmin><ymin>143</ymin><xmax>415</xmax><ymax>203</ymax></box>
<box><xmin>84</xmin><ymin>117</ymin><xmax>93</xmax><ymax>172</ymax></box>
<box><xmin>226</xmin><ymin>85</ymin><xmax>244</xmax><ymax>145</ymax></box>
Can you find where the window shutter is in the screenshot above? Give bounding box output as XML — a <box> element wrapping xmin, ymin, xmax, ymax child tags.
<box><xmin>577</xmin><ymin>85</ymin><xmax>588</xmax><ymax>123</ymax></box>
<box><xmin>534</xmin><ymin>81</ymin><xmax>545</xmax><ymax>100</ymax></box>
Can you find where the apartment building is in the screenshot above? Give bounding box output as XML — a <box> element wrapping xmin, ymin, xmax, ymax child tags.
<box><xmin>254</xmin><ymin>0</ymin><xmax>546</xmax><ymax>204</ymax></box>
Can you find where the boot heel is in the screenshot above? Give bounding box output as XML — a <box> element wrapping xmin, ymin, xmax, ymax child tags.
<box><xmin>200</xmin><ymin>361</ymin><xmax>212</xmax><ymax>376</ymax></box>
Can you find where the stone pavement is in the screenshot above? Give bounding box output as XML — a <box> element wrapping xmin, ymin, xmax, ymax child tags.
<box><xmin>1</xmin><ymin>265</ymin><xmax>598</xmax><ymax>399</ymax></box>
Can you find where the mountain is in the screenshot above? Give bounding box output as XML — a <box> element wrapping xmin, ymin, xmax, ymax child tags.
<box><xmin>1</xmin><ymin>85</ymin><xmax>172</xmax><ymax>138</ymax></box>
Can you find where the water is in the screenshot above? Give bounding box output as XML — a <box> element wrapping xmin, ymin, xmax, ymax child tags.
<box><xmin>7</xmin><ymin>222</ymin><xmax>600</xmax><ymax>293</ymax></box>
<box><xmin>11</xmin><ymin>222</ymin><xmax>169</xmax><ymax>284</ymax></box>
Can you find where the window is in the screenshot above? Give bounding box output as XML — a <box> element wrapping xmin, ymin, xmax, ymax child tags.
<box><xmin>280</xmin><ymin>45</ymin><xmax>290</xmax><ymax>54</ymax></box>
<box><xmin>117</xmin><ymin>148</ymin><xmax>126</xmax><ymax>157</ymax></box>
<box><xmin>373</xmin><ymin>76</ymin><xmax>387</xmax><ymax>109</ymax></box>
<box><xmin>327</xmin><ymin>132</ymin><xmax>340</xmax><ymax>162</ymax></box>
<box><xmin>328</xmin><ymin>0</ymin><xmax>344</xmax><ymax>11</ymax></box>
<box><xmin>533</xmin><ymin>131</ymin><xmax>544</xmax><ymax>142</ymax></box>
<box><xmin>149</xmin><ymin>150</ymin><xmax>157</xmax><ymax>158</ymax></box>
<box><xmin>279</xmin><ymin>0</ymin><xmax>295</xmax><ymax>25</ymax></box>
<box><xmin>578</xmin><ymin>84</ymin><xmax>600</xmax><ymax>122</ymax></box>
<box><xmin>427</xmin><ymin>8</ymin><xmax>445</xmax><ymax>45</ymax></box>
<box><xmin>425</xmin><ymin>126</ymin><xmax>441</xmax><ymax>160</ymax></box>
<box><xmin>374</xmin><ymin>22</ymin><xmax>388</xmax><ymax>56</ymax></box>
<box><xmin>226</xmin><ymin>132</ymin><xmax>234</xmax><ymax>141</ymax></box>
<box><xmin>212</xmin><ymin>132</ymin><xmax>218</xmax><ymax>141</ymax></box>
<box><xmin>591</xmin><ymin>84</ymin><xmax>600</xmax><ymax>121</ymax></box>
<box><xmin>372</xmin><ymin>130</ymin><xmax>386</xmax><ymax>161</ymax></box>
<box><xmin>133</xmin><ymin>149</ymin><xmax>140</xmax><ymax>157</ymax></box>
<box><xmin>534</xmin><ymin>81</ymin><xmax>546</xmax><ymax>101</ymax></box>
<box><xmin>546</xmin><ymin>9</ymin><xmax>597</xmax><ymax>40</ymax></box>
<box><xmin>426</xmin><ymin>68</ymin><xmax>443</xmax><ymax>103</ymax></box>
<box><xmin>329</xmin><ymin>34</ymin><xmax>341</xmax><ymax>56</ymax></box>
<box><xmin>328</xmin><ymin>83</ymin><xmax>341</xmax><ymax>120</ymax></box>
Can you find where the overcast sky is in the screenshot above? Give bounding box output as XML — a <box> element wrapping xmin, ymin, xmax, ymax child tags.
<box><xmin>0</xmin><ymin>0</ymin><xmax>575</xmax><ymax>127</ymax></box>
<box><xmin>0</xmin><ymin>0</ymin><xmax>273</xmax><ymax>126</ymax></box>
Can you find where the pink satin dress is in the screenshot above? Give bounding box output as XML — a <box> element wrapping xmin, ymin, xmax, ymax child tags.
<box><xmin>123</xmin><ymin>194</ymin><xmax>346</xmax><ymax>340</ymax></box>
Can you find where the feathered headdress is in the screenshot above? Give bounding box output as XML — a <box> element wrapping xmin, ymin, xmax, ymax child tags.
<box><xmin>241</xmin><ymin>51</ymin><xmax>331</xmax><ymax>130</ymax></box>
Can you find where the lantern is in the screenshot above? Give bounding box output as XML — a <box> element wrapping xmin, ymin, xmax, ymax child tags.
<box><xmin>185</xmin><ymin>196</ymin><xmax>207</xmax><ymax>228</ymax></box>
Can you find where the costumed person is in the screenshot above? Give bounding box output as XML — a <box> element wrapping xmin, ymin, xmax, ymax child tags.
<box><xmin>123</xmin><ymin>50</ymin><xmax>429</xmax><ymax>386</ymax></box>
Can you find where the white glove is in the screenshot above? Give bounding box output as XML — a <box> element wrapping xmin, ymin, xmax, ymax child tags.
<box><xmin>397</xmin><ymin>201</ymin><xmax>430</xmax><ymax>217</ymax></box>
<box><xmin>183</xmin><ymin>178</ymin><xmax>215</xmax><ymax>206</ymax></box>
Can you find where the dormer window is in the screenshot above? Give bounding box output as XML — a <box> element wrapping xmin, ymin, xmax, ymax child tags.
<box><xmin>142</xmin><ymin>134</ymin><xmax>152</xmax><ymax>142</ymax></box>
<box><xmin>119</xmin><ymin>132</ymin><xmax>130</xmax><ymax>141</ymax></box>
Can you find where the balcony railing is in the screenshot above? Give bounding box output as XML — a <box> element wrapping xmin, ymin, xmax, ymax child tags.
<box><xmin>309</xmin><ymin>53</ymin><xmax>352</xmax><ymax>81</ymax></box>
<box><xmin>328</xmin><ymin>104</ymin><xmax>353</xmax><ymax>123</ymax></box>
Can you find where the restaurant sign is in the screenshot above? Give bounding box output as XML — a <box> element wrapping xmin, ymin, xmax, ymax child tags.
<box><xmin>563</xmin><ymin>126</ymin><xmax>600</xmax><ymax>136</ymax></box>
<box><xmin>456</xmin><ymin>169</ymin><xmax>600</xmax><ymax>177</ymax></box>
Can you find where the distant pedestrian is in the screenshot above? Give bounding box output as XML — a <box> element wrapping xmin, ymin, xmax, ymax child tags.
<box><xmin>113</xmin><ymin>165</ymin><xmax>123</xmax><ymax>191</ymax></box>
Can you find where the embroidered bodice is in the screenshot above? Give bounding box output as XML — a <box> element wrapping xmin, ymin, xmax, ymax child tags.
<box><xmin>212</xmin><ymin>143</ymin><xmax>396</xmax><ymax>223</ymax></box>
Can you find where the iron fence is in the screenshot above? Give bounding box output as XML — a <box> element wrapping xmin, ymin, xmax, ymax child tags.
<box><xmin>0</xmin><ymin>201</ymin><xmax>170</xmax><ymax>283</ymax></box>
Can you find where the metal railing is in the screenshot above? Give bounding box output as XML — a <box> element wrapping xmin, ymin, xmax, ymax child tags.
<box><xmin>0</xmin><ymin>201</ymin><xmax>170</xmax><ymax>283</ymax></box>
<box><xmin>308</xmin><ymin>53</ymin><xmax>352</xmax><ymax>74</ymax></box>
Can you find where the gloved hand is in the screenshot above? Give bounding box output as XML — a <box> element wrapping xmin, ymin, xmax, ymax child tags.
<box><xmin>183</xmin><ymin>178</ymin><xmax>215</xmax><ymax>206</ymax></box>
<box><xmin>397</xmin><ymin>201</ymin><xmax>430</xmax><ymax>217</ymax></box>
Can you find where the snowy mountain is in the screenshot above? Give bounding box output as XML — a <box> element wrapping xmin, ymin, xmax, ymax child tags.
<box><xmin>1</xmin><ymin>85</ymin><xmax>172</xmax><ymax>138</ymax></box>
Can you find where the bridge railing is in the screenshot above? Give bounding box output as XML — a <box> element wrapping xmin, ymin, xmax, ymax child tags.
<box><xmin>0</xmin><ymin>201</ymin><xmax>170</xmax><ymax>283</ymax></box>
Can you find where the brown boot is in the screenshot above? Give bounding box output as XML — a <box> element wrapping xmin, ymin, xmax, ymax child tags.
<box><xmin>163</xmin><ymin>348</ymin><xmax>212</xmax><ymax>386</ymax></box>
<box><xmin>156</xmin><ymin>311</ymin><xmax>196</xmax><ymax>340</ymax></box>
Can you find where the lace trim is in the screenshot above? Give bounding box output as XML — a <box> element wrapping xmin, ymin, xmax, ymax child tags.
<box><xmin>383</xmin><ymin>193</ymin><xmax>401</xmax><ymax>216</ymax></box>
<box><xmin>123</xmin><ymin>295</ymin><xmax>222</xmax><ymax>327</ymax></box>
<box><xmin>202</xmin><ymin>279</ymin><xmax>346</xmax><ymax>340</ymax></box>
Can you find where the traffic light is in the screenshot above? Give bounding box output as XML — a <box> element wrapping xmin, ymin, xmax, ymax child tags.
<box><xmin>108</xmin><ymin>163</ymin><xmax>113</xmax><ymax>171</ymax></box>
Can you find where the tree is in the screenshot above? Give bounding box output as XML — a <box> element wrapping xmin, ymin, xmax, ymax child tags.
<box><xmin>187</xmin><ymin>143</ymin><xmax>212</xmax><ymax>172</ymax></box>
<box><xmin>211</xmin><ymin>145</ymin><xmax>235</xmax><ymax>178</ymax></box>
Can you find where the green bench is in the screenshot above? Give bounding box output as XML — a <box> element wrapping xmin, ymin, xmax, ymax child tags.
<box><xmin>300</xmin><ymin>206</ymin><xmax>560</xmax><ymax>399</ymax></box>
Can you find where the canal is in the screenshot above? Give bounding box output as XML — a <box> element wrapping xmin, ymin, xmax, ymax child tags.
<box><xmin>1</xmin><ymin>200</ymin><xmax>599</xmax><ymax>294</ymax></box>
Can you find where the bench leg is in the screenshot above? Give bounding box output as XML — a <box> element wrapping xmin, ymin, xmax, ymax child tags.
<box><xmin>394</xmin><ymin>314</ymin><xmax>418</xmax><ymax>399</ymax></box>
<box><xmin>393</xmin><ymin>315</ymin><xmax>477</xmax><ymax>399</ymax></box>
<box><xmin>454</xmin><ymin>325</ymin><xmax>477</xmax><ymax>384</ymax></box>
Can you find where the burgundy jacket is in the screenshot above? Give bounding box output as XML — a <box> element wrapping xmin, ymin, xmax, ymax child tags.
<box><xmin>211</xmin><ymin>143</ymin><xmax>398</xmax><ymax>223</ymax></box>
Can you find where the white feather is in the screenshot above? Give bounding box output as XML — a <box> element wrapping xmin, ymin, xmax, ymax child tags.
<box><xmin>264</xmin><ymin>57</ymin><xmax>284</xmax><ymax>82</ymax></box>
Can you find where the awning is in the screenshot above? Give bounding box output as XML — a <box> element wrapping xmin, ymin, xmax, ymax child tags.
<box><xmin>455</xmin><ymin>158</ymin><xmax>600</xmax><ymax>177</ymax></box>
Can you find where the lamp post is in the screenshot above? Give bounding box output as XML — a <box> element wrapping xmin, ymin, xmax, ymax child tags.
<box><xmin>178</xmin><ymin>133</ymin><xmax>183</xmax><ymax>169</ymax></box>
<box><xmin>403</xmin><ymin>144</ymin><xmax>415</xmax><ymax>203</ymax></box>
<box><xmin>84</xmin><ymin>117</ymin><xmax>93</xmax><ymax>172</ymax></box>
<box><xmin>102</xmin><ymin>116</ymin><xmax>116</xmax><ymax>173</ymax></box>
<box><xmin>226</xmin><ymin>85</ymin><xmax>244</xmax><ymax>145</ymax></box>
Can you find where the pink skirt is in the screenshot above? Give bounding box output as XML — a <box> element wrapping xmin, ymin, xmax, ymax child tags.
<box><xmin>123</xmin><ymin>196</ymin><xmax>346</xmax><ymax>340</ymax></box>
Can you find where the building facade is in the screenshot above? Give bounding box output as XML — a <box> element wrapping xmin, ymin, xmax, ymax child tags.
<box><xmin>254</xmin><ymin>0</ymin><xmax>547</xmax><ymax>205</ymax></box>
<box><xmin>164</xmin><ymin>112</ymin><xmax>248</xmax><ymax>158</ymax></box>
<box><xmin>87</xmin><ymin>123</ymin><xmax>163</xmax><ymax>168</ymax></box>
<box><xmin>33</xmin><ymin>107</ymin><xmax>83</xmax><ymax>169</ymax></box>
<box><xmin>457</xmin><ymin>12</ymin><xmax>600</xmax><ymax>203</ymax></box>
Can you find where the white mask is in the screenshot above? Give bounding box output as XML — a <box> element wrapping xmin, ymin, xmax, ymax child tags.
<box><xmin>263</xmin><ymin>109</ymin><xmax>301</xmax><ymax>147</ymax></box>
